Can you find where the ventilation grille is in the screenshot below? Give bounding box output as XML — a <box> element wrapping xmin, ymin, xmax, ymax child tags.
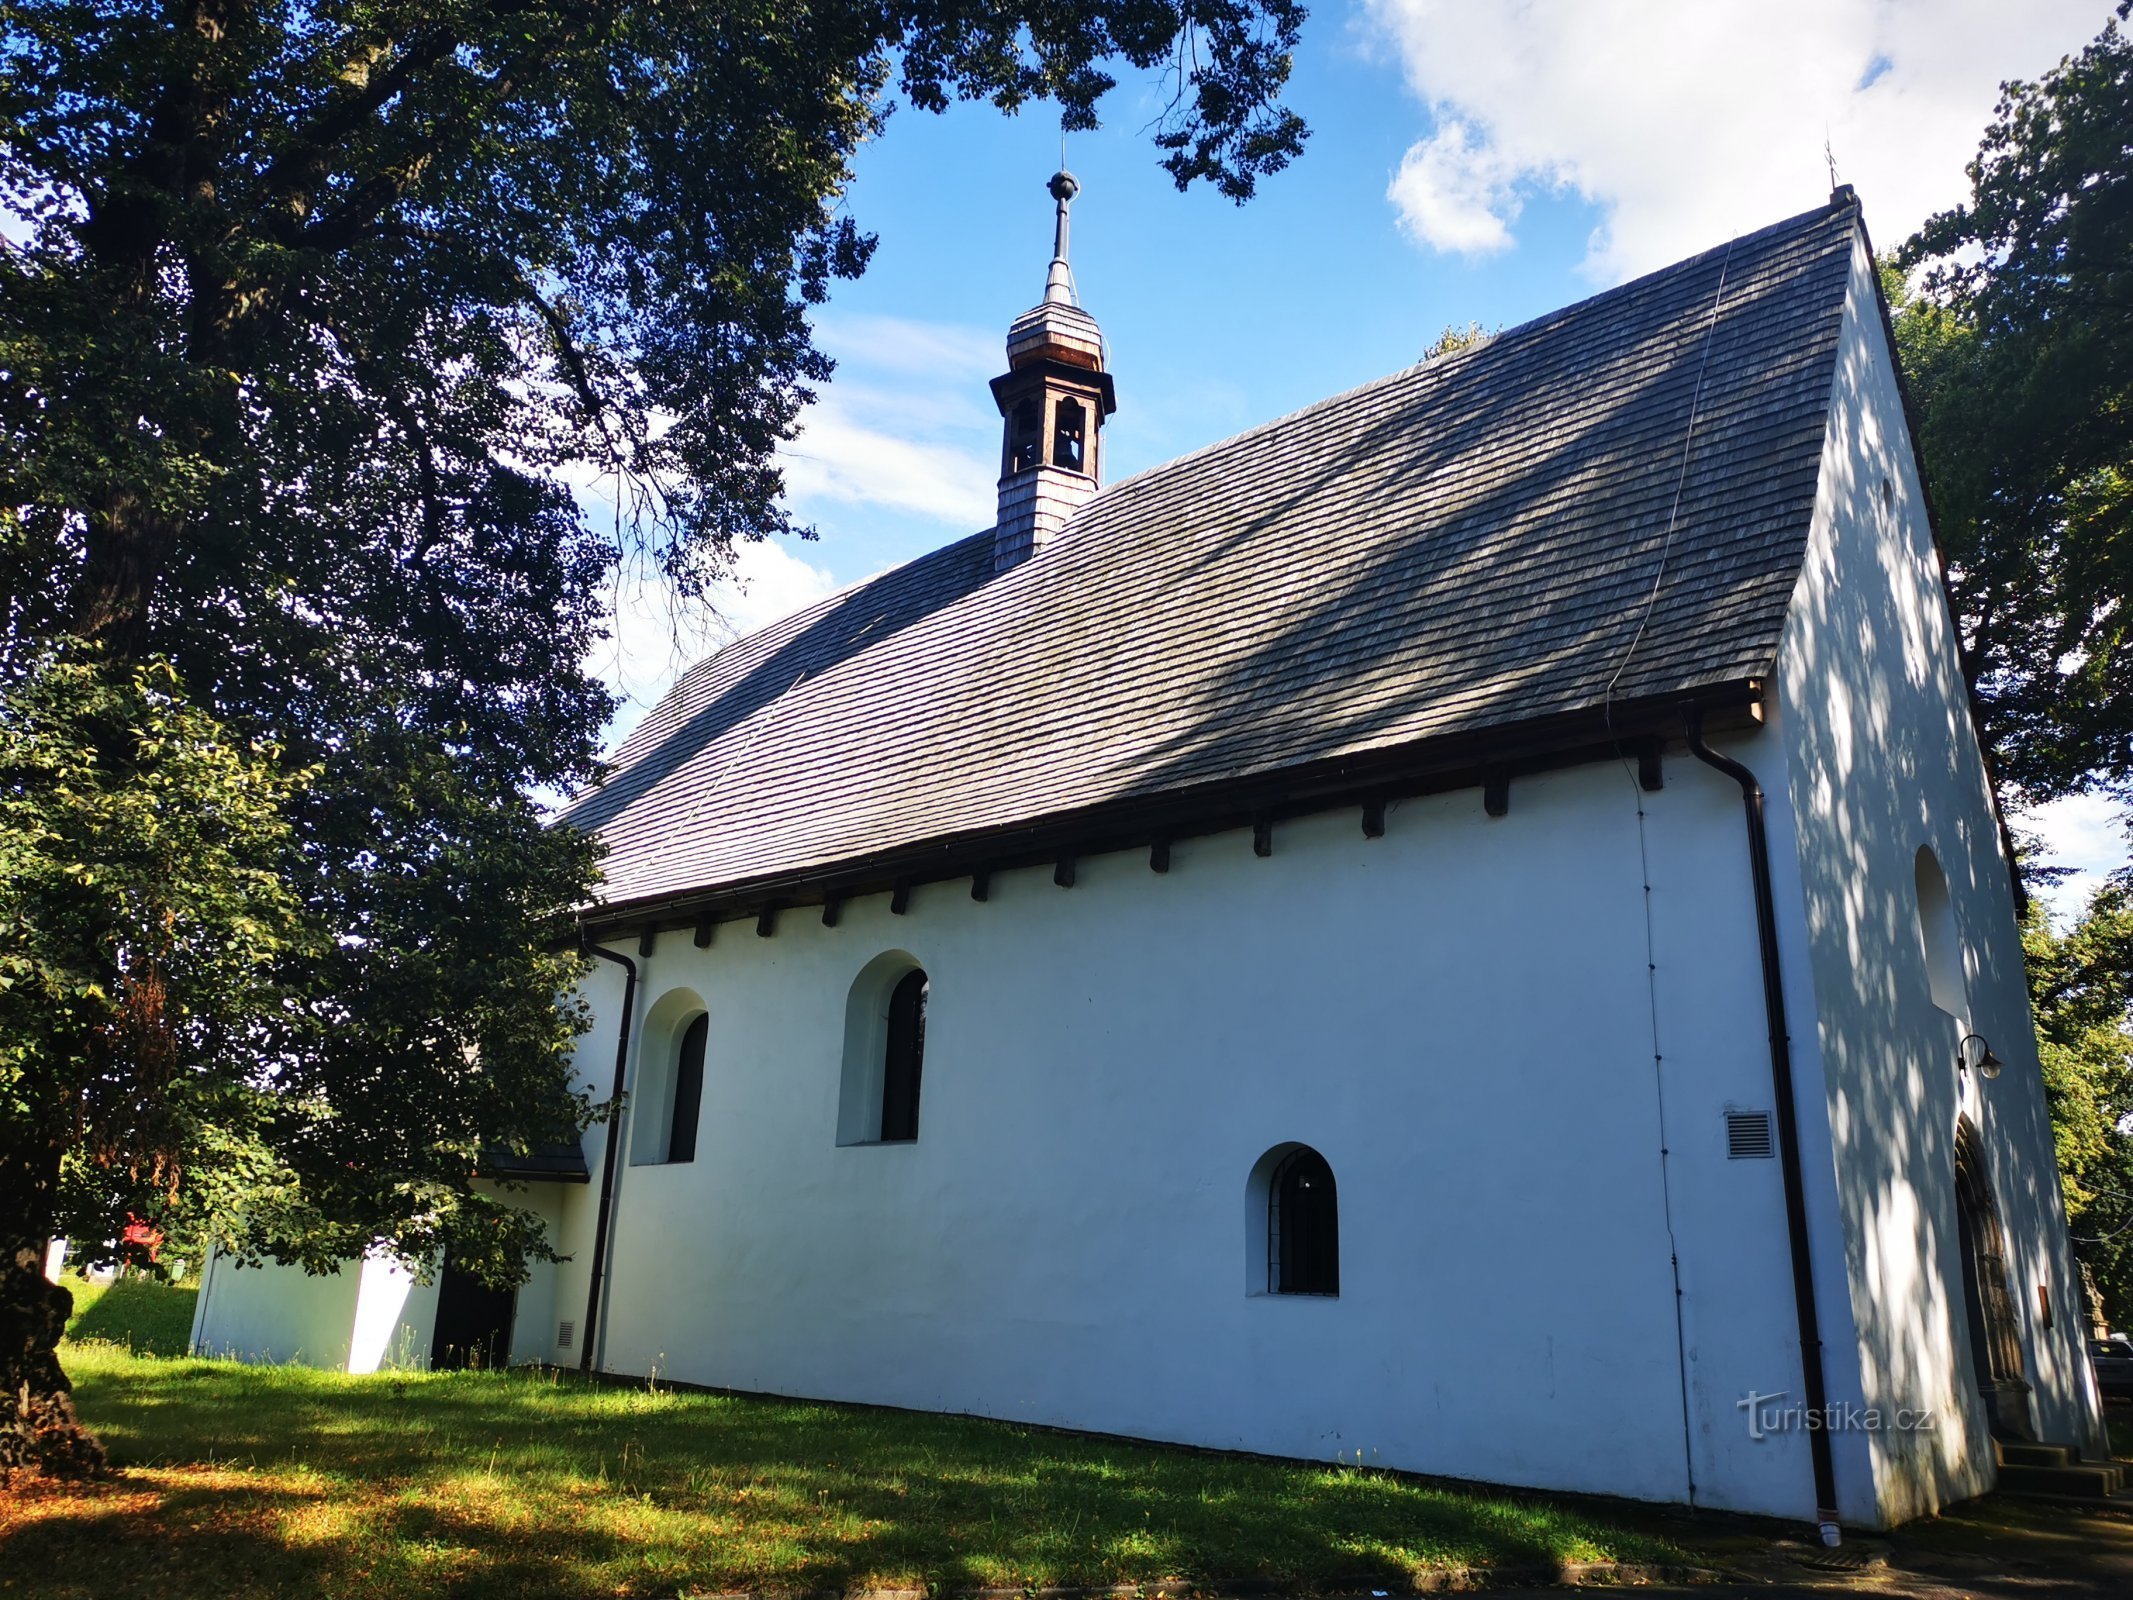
<box><xmin>1727</xmin><ymin>1111</ymin><xmax>1775</xmax><ymax>1160</ymax></box>
<box><xmin>556</xmin><ymin>1319</ymin><xmax>575</xmax><ymax>1350</ymax></box>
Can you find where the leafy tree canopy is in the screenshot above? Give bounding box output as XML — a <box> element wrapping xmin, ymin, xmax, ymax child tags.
<box><xmin>0</xmin><ymin>0</ymin><xmax>1310</xmax><ymax>1476</ymax></box>
<box><xmin>1896</xmin><ymin>6</ymin><xmax>2133</xmax><ymax>801</ymax></box>
<box><xmin>2025</xmin><ymin>891</ymin><xmax>2133</xmax><ymax>1329</ymax></box>
<box><xmin>1896</xmin><ymin>4</ymin><xmax>2133</xmax><ymax>1338</ymax></box>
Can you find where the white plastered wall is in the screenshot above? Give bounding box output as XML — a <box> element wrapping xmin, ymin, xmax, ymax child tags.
<box><xmin>572</xmin><ymin>745</ymin><xmax>1855</xmax><ymax>1520</ymax></box>
<box><xmin>189</xmin><ymin>1176</ymin><xmax>569</xmax><ymax>1372</ymax></box>
<box><xmin>1774</xmin><ymin>231</ymin><xmax>2106</xmax><ymax>1525</ymax></box>
<box><xmin>189</xmin><ymin>1250</ymin><xmax>382</xmax><ymax>1369</ymax></box>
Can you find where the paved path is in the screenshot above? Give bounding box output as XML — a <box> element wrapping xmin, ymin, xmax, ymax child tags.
<box><xmin>1647</xmin><ymin>1495</ymin><xmax>2133</xmax><ymax>1600</ymax></box>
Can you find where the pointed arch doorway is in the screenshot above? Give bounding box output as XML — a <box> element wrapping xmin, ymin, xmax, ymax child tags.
<box><xmin>1952</xmin><ymin>1120</ymin><xmax>2035</xmax><ymax>1440</ymax></box>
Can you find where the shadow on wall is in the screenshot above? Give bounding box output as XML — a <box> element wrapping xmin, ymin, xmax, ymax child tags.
<box><xmin>1776</xmin><ymin>257</ymin><xmax>2097</xmax><ymax>1522</ymax></box>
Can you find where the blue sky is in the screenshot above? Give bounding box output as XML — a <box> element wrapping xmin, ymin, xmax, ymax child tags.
<box><xmin>593</xmin><ymin>0</ymin><xmax>2124</xmax><ymax>915</ymax></box>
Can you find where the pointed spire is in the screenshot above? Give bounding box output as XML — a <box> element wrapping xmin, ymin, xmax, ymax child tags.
<box><xmin>1044</xmin><ymin>169</ymin><xmax>1079</xmax><ymax>307</ymax></box>
<box><xmin>989</xmin><ymin>169</ymin><xmax>1116</xmax><ymax>572</ymax></box>
<box><xmin>1005</xmin><ymin>169</ymin><xmax>1104</xmax><ymax>374</ymax></box>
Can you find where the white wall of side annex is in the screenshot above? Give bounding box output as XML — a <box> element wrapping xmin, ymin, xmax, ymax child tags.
<box><xmin>189</xmin><ymin>1177</ymin><xmax>570</xmax><ymax>1372</ymax></box>
<box><xmin>1773</xmin><ymin>233</ymin><xmax>2107</xmax><ymax>1525</ymax></box>
<box><xmin>570</xmin><ymin>742</ymin><xmax>1856</xmax><ymax>1522</ymax></box>
<box><xmin>191</xmin><ymin>1250</ymin><xmax>373</xmax><ymax>1369</ymax></box>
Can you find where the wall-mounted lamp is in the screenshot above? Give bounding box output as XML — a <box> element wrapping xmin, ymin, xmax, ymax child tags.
<box><xmin>1958</xmin><ymin>1033</ymin><xmax>2004</xmax><ymax>1080</ymax></box>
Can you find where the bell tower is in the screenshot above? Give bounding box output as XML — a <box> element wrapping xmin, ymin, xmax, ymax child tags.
<box><xmin>990</xmin><ymin>170</ymin><xmax>1117</xmax><ymax>571</ymax></box>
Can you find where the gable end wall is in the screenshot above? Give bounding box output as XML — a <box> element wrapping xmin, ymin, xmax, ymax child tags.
<box><xmin>1775</xmin><ymin>232</ymin><xmax>2106</xmax><ymax>1525</ymax></box>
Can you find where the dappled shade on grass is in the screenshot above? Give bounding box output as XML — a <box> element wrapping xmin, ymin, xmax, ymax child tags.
<box><xmin>8</xmin><ymin>1337</ymin><xmax>1682</xmax><ymax>1600</ymax></box>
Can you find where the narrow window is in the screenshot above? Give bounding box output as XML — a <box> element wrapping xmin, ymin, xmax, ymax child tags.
<box><xmin>1269</xmin><ymin>1147</ymin><xmax>1339</xmax><ymax>1296</ymax></box>
<box><xmin>879</xmin><ymin>969</ymin><xmax>927</xmax><ymax>1142</ymax></box>
<box><xmin>1052</xmin><ymin>398</ymin><xmax>1086</xmax><ymax>472</ymax></box>
<box><xmin>1914</xmin><ymin>846</ymin><xmax>1966</xmax><ymax>1018</ymax></box>
<box><xmin>1008</xmin><ymin>399</ymin><xmax>1042</xmax><ymax>473</ymax></box>
<box><xmin>667</xmin><ymin>1013</ymin><xmax>706</xmax><ymax>1163</ymax></box>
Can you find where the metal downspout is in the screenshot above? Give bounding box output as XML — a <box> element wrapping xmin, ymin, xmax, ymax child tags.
<box><xmin>1684</xmin><ymin>714</ymin><xmax>1842</xmax><ymax>1538</ymax></box>
<box><xmin>579</xmin><ymin>941</ymin><xmax>638</xmax><ymax>1374</ymax></box>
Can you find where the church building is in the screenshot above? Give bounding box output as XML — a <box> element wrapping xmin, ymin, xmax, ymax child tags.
<box><xmin>191</xmin><ymin>180</ymin><xmax>2106</xmax><ymax>1530</ymax></box>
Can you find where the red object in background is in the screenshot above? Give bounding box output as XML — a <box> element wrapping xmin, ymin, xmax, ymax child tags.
<box><xmin>119</xmin><ymin>1216</ymin><xmax>163</xmax><ymax>1267</ymax></box>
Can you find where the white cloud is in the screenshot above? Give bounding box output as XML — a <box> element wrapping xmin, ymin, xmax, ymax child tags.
<box><xmin>812</xmin><ymin>313</ymin><xmax>1000</xmax><ymax>382</ymax></box>
<box><xmin>779</xmin><ymin>312</ymin><xmax>1003</xmax><ymax>531</ymax></box>
<box><xmin>1387</xmin><ymin>119</ymin><xmax>1533</xmax><ymax>255</ymax></box>
<box><xmin>780</xmin><ymin>384</ymin><xmax>998</xmax><ymax>529</ymax></box>
<box><xmin>719</xmin><ymin>537</ymin><xmax>849</xmax><ymax>637</ymax></box>
<box><xmin>1367</xmin><ymin>0</ymin><xmax>2111</xmax><ymax>279</ymax></box>
<box><xmin>2014</xmin><ymin>791</ymin><xmax>2129</xmax><ymax>929</ymax></box>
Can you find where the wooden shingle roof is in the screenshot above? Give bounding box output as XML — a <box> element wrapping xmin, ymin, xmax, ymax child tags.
<box><xmin>565</xmin><ymin>200</ymin><xmax>1860</xmax><ymax>922</ymax></box>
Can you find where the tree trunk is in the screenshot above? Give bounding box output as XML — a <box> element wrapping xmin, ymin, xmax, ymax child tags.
<box><xmin>0</xmin><ymin>1141</ymin><xmax>107</xmax><ymax>1480</ymax></box>
<box><xmin>71</xmin><ymin>493</ymin><xmax>182</xmax><ymax>662</ymax></box>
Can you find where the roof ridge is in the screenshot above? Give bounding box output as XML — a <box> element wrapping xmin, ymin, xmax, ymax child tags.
<box><xmin>1061</xmin><ymin>200</ymin><xmax>1853</xmax><ymax>527</ymax></box>
<box><xmin>617</xmin><ymin>202</ymin><xmax>1857</xmax><ymax>708</ymax></box>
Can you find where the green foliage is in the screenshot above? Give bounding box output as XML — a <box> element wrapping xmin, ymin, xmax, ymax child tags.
<box><xmin>2024</xmin><ymin>891</ymin><xmax>2133</xmax><ymax>1327</ymax></box>
<box><xmin>1895</xmin><ymin>9</ymin><xmax>2133</xmax><ymax>801</ymax></box>
<box><xmin>0</xmin><ymin>1</ymin><xmax>1310</xmax><ymax>1312</ymax></box>
<box><xmin>28</xmin><ymin>1347</ymin><xmax>1679</xmax><ymax>1597</ymax></box>
<box><xmin>0</xmin><ymin>0</ymin><xmax>1307</xmax><ymax>615</ymax></box>
<box><xmin>0</xmin><ymin>649</ymin><xmax>303</xmax><ymax>1248</ymax></box>
<box><xmin>1421</xmin><ymin>321</ymin><xmax>1496</xmax><ymax>361</ymax></box>
<box><xmin>1894</xmin><ymin>8</ymin><xmax>2133</xmax><ymax>1329</ymax></box>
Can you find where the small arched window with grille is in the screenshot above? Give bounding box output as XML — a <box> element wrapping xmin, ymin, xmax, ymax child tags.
<box><xmin>667</xmin><ymin>1013</ymin><xmax>706</xmax><ymax>1163</ymax></box>
<box><xmin>1269</xmin><ymin>1146</ymin><xmax>1339</xmax><ymax>1295</ymax></box>
<box><xmin>1052</xmin><ymin>398</ymin><xmax>1086</xmax><ymax>472</ymax></box>
<box><xmin>879</xmin><ymin>969</ymin><xmax>927</xmax><ymax>1142</ymax></box>
<box><xmin>1008</xmin><ymin>398</ymin><xmax>1043</xmax><ymax>473</ymax></box>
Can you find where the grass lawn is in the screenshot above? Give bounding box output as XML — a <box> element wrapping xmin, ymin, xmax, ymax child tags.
<box><xmin>2</xmin><ymin>1278</ymin><xmax>1686</xmax><ymax>1600</ymax></box>
<box><xmin>51</xmin><ymin>1269</ymin><xmax>199</xmax><ymax>1357</ymax></box>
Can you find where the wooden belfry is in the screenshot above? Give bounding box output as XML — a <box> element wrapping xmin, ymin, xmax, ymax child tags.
<box><xmin>990</xmin><ymin>170</ymin><xmax>1117</xmax><ymax>570</ymax></box>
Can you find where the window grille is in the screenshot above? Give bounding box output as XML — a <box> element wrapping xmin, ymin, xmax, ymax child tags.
<box><xmin>1269</xmin><ymin>1147</ymin><xmax>1339</xmax><ymax>1295</ymax></box>
<box><xmin>668</xmin><ymin>1014</ymin><xmax>707</xmax><ymax>1163</ymax></box>
<box><xmin>879</xmin><ymin>969</ymin><xmax>928</xmax><ymax>1143</ymax></box>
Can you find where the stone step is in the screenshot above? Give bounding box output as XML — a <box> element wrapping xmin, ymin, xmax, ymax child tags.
<box><xmin>1997</xmin><ymin>1460</ymin><xmax>2126</xmax><ymax>1499</ymax></box>
<box><xmin>1997</xmin><ymin>1441</ymin><xmax>2075</xmax><ymax>1469</ymax></box>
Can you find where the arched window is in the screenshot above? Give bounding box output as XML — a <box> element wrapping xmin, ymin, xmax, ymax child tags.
<box><xmin>1914</xmin><ymin>846</ymin><xmax>1966</xmax><ymax>1018</ymax></box>
<box><xmin>879</xmin><ymin>969</ymin><xmax>927</xmax><ymax>1142</ymax></box>
<box><xmin>1268</xmin><ymin>1147</ymin><xmax>1339</xmax><ymax>1296</ymax></box>
<box><xmin>1052</xmin><ymin>398</ymin><xmax>1086</xmax><ymax>472</ymax></box>
<box><xmin>667</xmin><ymin>1013</ymin><xmax>706</xmax><ymax>1163</ymax></box>
<box><xmin>632</xmin><ymin>989</ymin><xmax>707</xmax><ymax>1167</ymax></box>
<box><xmin>838</xmin><ymin>952</ymin><xmax>930</xmax><ymax>1146</ymax></box>
<box><xmin>1008</xmin><ymin>398</ymin><xmax>1042</xmax><ymax>473</ymax></box>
